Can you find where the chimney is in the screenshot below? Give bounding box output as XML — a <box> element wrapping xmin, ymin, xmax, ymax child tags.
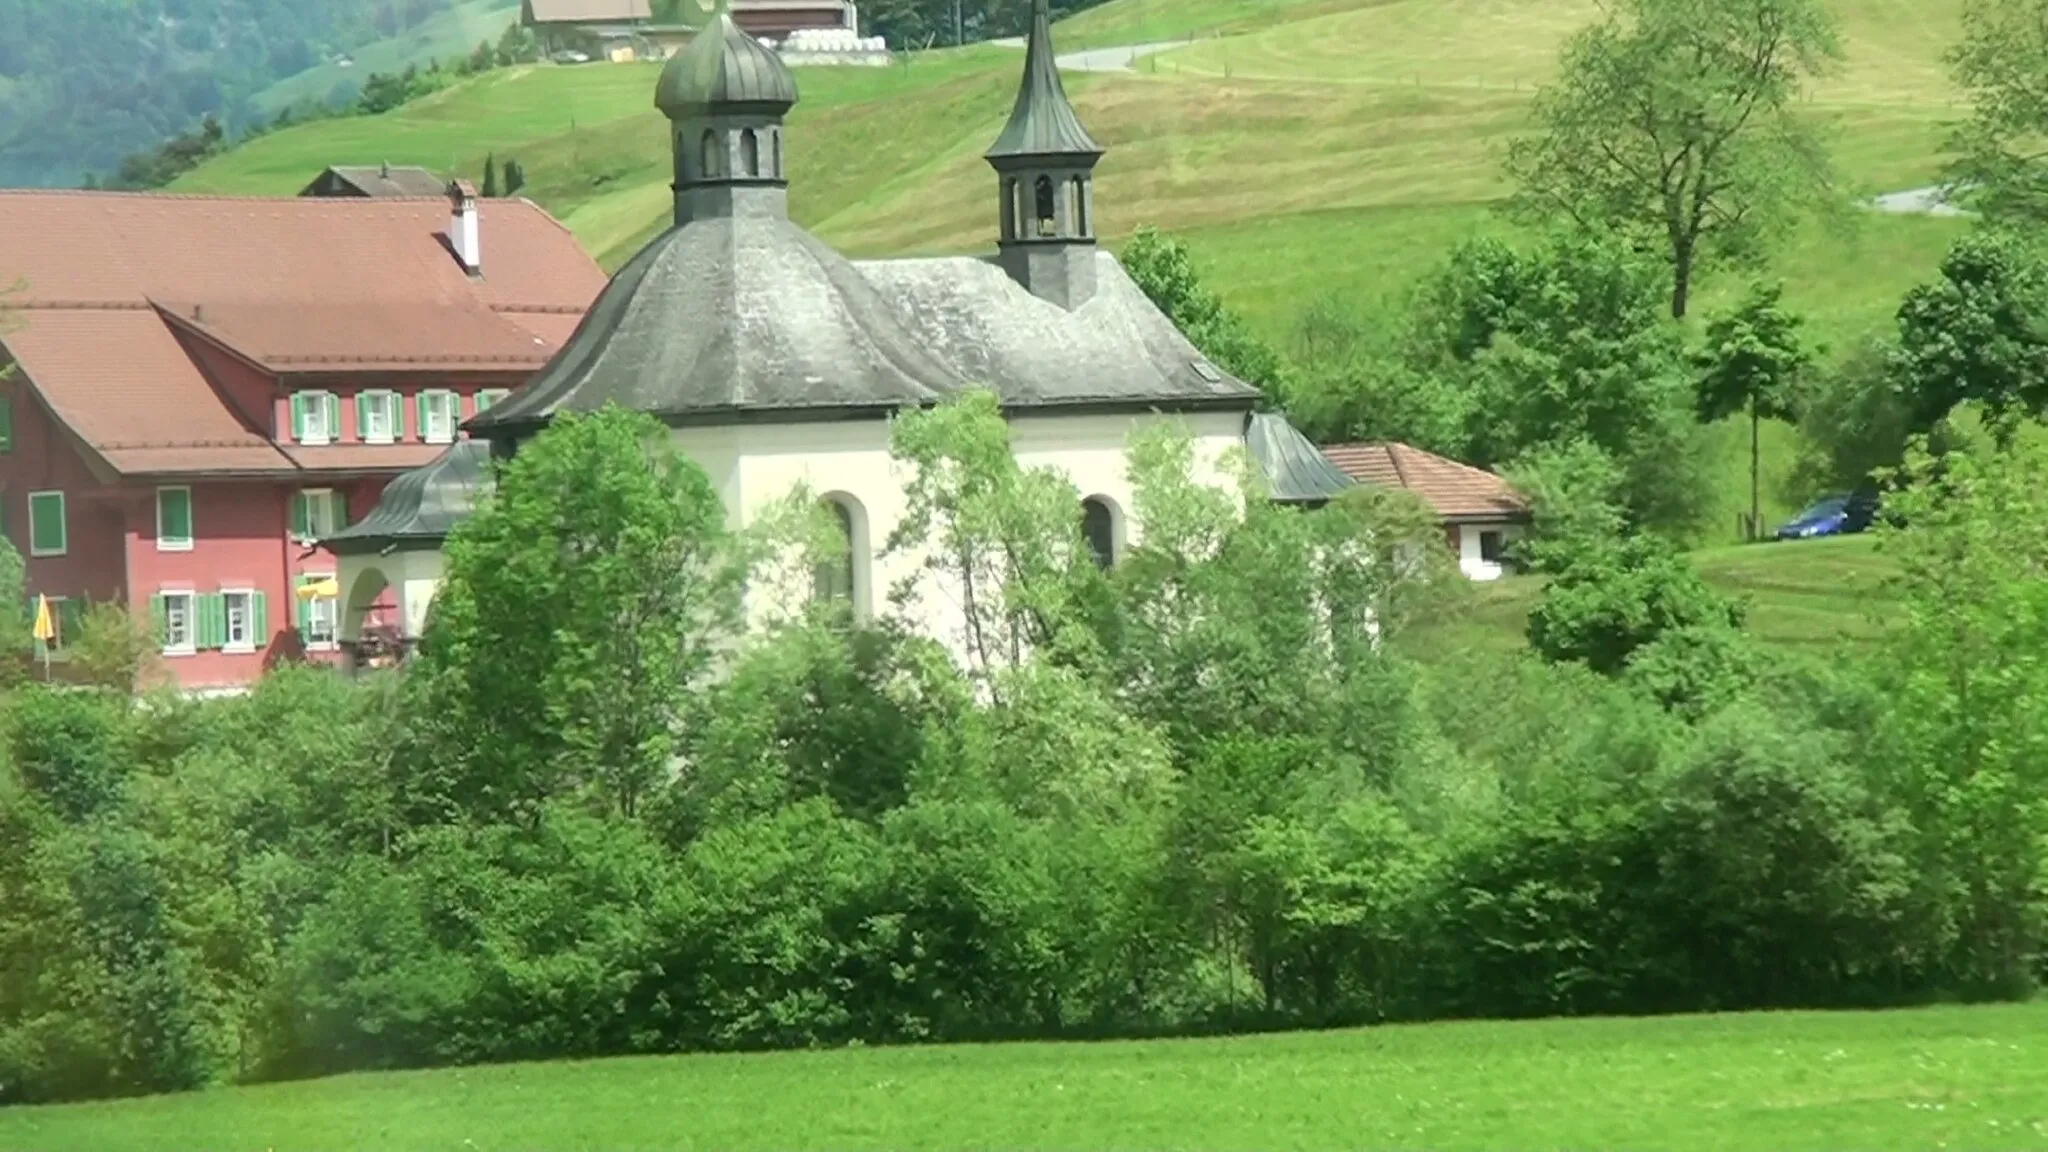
<box><xmin>446</xmin><ymin>179</ymin><xmax>481</xmax><ymax>276</ymax></box>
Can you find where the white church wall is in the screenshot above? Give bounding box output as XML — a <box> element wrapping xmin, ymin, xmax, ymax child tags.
<box><xmin>698</xmin><ymin>408</ymin><xmax>1247</xmax><ymax>660</ymax></box>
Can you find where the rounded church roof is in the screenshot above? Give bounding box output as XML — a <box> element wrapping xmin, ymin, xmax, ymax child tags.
<box><xmin>466</xmin><ymin>213</ymin><xmax>965</xmax><ymax>433</ymax></box>
<box><xmin>321</xmin><ymin>438</ymin><xmax>496</xmax><ymax>555</ymax></box>
<box><xmin>655</xmin><ymin>9</ymin><xmax>798</xmax><ymax>118</ymax></box>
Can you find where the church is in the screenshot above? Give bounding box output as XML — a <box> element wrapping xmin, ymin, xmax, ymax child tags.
<box><xmin>322</xmin><ymin>0</ymin><xmax>1351</xmax><ymax>657</ymax></box>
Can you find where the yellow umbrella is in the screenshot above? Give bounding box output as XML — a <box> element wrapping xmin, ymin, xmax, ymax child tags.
<box><xmin>30</xmin><ymin>594</ymin><xmax>53</xmax><ymax>642</ymax></box>
<box><xmin>296</xmin><ymin>577</ymin><xmax>340</xmax><ymax>599</ymax></box>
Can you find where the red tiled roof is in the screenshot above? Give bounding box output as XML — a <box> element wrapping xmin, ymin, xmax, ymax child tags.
<box><xmin>1320</xmin><ymin>441</ymin><xmax>1529</xmax><ymax>522</ymax></box>
<box><xmin>0</xmin><ymin>190</ymin><xmax>606</xmax><ymax>476</ymax></box>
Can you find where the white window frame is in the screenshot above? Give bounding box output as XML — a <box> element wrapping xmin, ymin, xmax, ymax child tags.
<box><xmin>362</xmin><ymin>390</ymin><xmax>399</xmax><ymax>445</ymax></box>
<box><xmin>41</xmin><ymin>595</ymin><xmax>68</xmax><ymax>653</ymax></box>
<box><xmin>156</xmin><ymin>486</ymin><xmax>194</xmax><ymax>552</ymax></box>
<box><xmin>27</xmin><ymin>490</ymin><xmax>65</xmax><ymax>557</ymax></box>
<box><xmin>303</xmin><ymin>573</ymin><xmax>339</xmax><ymax>651</ymax></box>
<box><xmin>221</xmin><ymin>588</ymin><xmax>257</xmax><ymax>654</ymax></box>
<box><xmin>295</xmin><ymin>488</ymin><xmax>338</xmax><ymax>543</ymax></box>
<box><xmin>422</xmin><ymin>390</ymin><xmax>459</xmax><ymax>444</ymax></box>
<box><xmin>161</xmin><ymin>590</ymin><xmax>196</xmax><ymax>656</ymax></box>
<box><xmin>477</xmin><ymin>388</ymin><xmax>511</xmax><ymax>413</ymax></box>
<box><xmin>297</xmin><ymin>391</ymin><xmax>336</xmax><ymax>446</ymax></box>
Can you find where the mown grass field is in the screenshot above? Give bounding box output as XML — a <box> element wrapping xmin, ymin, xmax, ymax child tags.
<box><xmin>173</xmin><ymin>0</ymin><xmax>1976</xmax><ymax>541</ymax></box>
<box><xmin>1419</xmin><ymin>533</ymin><xmax>1902</xmax><ymax>658</ymax></box>
<box><xmin>2</xmin><ymin>1001</ymin><xmax>2043</xmax><ymax>1151</ymax></box>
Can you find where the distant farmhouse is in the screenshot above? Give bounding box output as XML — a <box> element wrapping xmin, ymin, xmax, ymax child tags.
<box><xmin>299</xmin><ymin>164</ymin><xmax>447</xmax><ymax>199</ymax></box>
<box><xmin>520</xmin><ymin>0</ymin><xmax>858</xmax><ymax>60</ymax></box>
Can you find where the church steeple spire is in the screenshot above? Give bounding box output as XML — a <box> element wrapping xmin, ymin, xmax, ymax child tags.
<box><xmin>986</xmin><ymin>0</ymin><xmax>1104</xmax><ymax>309</ymax></box>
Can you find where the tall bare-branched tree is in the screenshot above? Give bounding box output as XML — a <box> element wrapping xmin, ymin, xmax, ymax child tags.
<box><xmin>1505</xmin><ymin>0</ymin><xmax>1842</xmax><ymax>318</ymax></box>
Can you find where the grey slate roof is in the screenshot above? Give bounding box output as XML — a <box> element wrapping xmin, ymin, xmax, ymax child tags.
<box><xmin>655</xmin><ymin>8</ymin><xmax>798</xmax><ymax>115</ymax></box>
<box><xmin>858</xmin><ymin>253</ymin><xmax>1259</xmax><ymax>409</ymax></box>
<box><xmin>322</xmin><ymin>439</ymin><xmax>496</xmax><ymax>554</ymax></box>
<box><xmin>300</xmin><ymin>165</ymin><xmax>447</xmax><ymax>198</ymax></box>
<box><xmin>985</xmin><ymin>0</ymin><xmax>1102</xmax><ymax>162</ymax></box>
<box><xmin>468</xmin><ymin>214</ymin><xmax>966</xmax><ymax>429</ymax></box>
<box><xmin>1245</xmin><ymin>412</ymin><xmax>1356</xmax><ymax>504</ymax></box>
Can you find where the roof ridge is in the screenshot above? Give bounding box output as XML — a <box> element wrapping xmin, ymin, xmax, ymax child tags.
<box><xmin>1383</xmin><ymin>442</ymin><xmax>1412</xmax><ymax>489</ymax></box>
<box><xmin>0</xmin><ymin>188</ymin><xmax>456</xmax><ymax>204</ymax></box>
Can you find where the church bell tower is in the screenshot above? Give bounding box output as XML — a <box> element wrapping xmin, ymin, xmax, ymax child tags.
<box><xmin>985</xmin><ymin>0</ymin><xmax>1105</xmax><ymax>309</ymax></box>
<box><xmin>655</xmin><ymin>1</ymin><xmax>800</xmax><ymax>226</ymax></box>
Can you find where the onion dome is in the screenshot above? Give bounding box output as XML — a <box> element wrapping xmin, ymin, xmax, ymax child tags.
<box><xmin>655</xmin><ymin>7</ymin><xmax>798</xmax><ymax>119</ymax></box>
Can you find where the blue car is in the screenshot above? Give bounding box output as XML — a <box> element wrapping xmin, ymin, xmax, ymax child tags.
<box><xmin>1774</xmin><ymin>491</ymin><xmax>1878</xmax><ymax>540</ymax></box>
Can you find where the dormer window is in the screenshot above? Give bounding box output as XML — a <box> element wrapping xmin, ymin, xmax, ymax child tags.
<box><xmin>419</xmin><ymin>390</ymin><xmax>459</xmax><ymax>444</ymax></box>
<box><xmin>290</xmin><ymin>391</ymin><xmax>340</xmax><ymax>445</ymax></box>
<box><xmin>358</xmin><ymin>390</ymin><xmax>400</xmax><ymax>444</ymax></box>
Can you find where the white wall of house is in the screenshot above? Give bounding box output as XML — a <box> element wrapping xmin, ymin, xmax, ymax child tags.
<box><xmin>1454</xmin><ymin>521</ymin><xmax>1522</xmax><ymax>582</ymax></box>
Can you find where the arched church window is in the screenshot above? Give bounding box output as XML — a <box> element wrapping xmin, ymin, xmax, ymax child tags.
<box><xmin>741</xmin><ymin>129</ymin><xmax>760</xmax><ymax>177</ymax></box>
<box><xmin>699</xmin><ymin>130</ymin><xmax>720</xmax><ymax>179</ymax></box>
<box><xmin>1081</xmin><ymin>497</ymin><xmax>1117</xmax><ymax>570</ymax></box>
<box><xmin>812</xmin><ymin>496</ymin><xmax>861</xmax><ymax>609</ymax></box>
<box><xmin>1034</xmin><ymin>175</ymin><xmax>1057</xmax><ymax>237</ymax></box>
<box><xmin>1071</xmin><ymin>176</ymin><xmax>1088</xmax><ymax>235</ymax></box>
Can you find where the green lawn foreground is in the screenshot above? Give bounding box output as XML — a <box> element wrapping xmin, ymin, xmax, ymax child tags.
<box><xmin>1</xmin><ymin>1002</ymin><xmax>2044</xmax><ymax>1151</ymax></box>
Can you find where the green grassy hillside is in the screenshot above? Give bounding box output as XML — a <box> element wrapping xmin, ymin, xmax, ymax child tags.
<box><xmin>173</xmin><ymin>0</ymin><xmax>1974</xmax><ymax>539</ymax></box>
<box><xmin>252</xmin><ymin>0</ymin><xmax>523</xmax><ymax>115</ymax></box>
<box><xmin>1420</xmin><ymin>534</ymin><xmax>1902</xmax><ymax>659</ymax></box>
<box><xmin>2</xmin><ymin>1001</ymin><xmax>2041</xmax><ymax>1151</ymax></box>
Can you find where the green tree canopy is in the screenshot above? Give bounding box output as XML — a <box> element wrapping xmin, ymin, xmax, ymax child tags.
<box><xmin>405</xmin><ymin>406</ymin><xmax>743</xmax><ymax>824</ymax></box>
<box><xmin>1694</xmin><ymin>281</ymin><xmax>1815</xmax><ymax>537</ymax></box>
<box><xmin>1890</xmin><ymin>230</ymin><xmax>2048</xmax><ymax>440</ymax></box>
<box><xmin>1504</xmin><ymin>0</ymin><xmax>1842</xmax><ymax>318</ymax></box>
<box><xmin>1947</xmin><ymin>0</ymin><xmax>2048</xmax><ymax>225</ymax></box>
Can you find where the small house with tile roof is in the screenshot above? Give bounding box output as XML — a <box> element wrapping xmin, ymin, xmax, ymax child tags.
<box><xmin>0</xmin><ymin>182</ymin><xmax>605</xmax><ymax>690</ymax></box>
<box><xmin>1320</xmin><ymin>441</ymin><xmax>1530</xmax><ymax>581</ymax></box>
<box><xmin>326</xmin><ymin>0</ymin><xmax>1339</xmax><ymax>663</ymax></box>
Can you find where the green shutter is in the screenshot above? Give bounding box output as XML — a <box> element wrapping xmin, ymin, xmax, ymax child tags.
<box><xmin>208</xmin><ymin>593</ymin><xmax>227</xmax><ymax>650</ymax></box>
<box><xmin>0</xmin><ymin>395</ymin><xmax>12</xmax><ymax>452</ymax></box>
<box><xmin>28</xmin><ymin>493</ymin><xmax>63</xmax><ymax>555</ymax></box>
<box><xmin>149</xmin><ymin>594</ymin><xmax>168</xmax><ymax>646</ymax></box>
<box><xmin>415</xmin><ymin>393</ymin><xmax>429</xmax><ymax>439</ymax></box>
<box><xmin>289</xmin><ymin>394</ymin><xmax>306</xmax><ymax>442</ymax></box>
<box><xmin>329</xmin><ymin>490</ymin><xmax>350</xmax><ymax>531</ymax></box>
<box><xmin>290</xmin><ymin>492</ymin><xmax>310</xmax><ymax>539</ymax></box>
<box><xmin>251</xmin><ymin>592</ymin><xmax>268</xmax><ymax>644</ymax></box>
<box><xmin>356</xmin><ymin>392</ymin><xmax>371</xmax><ymax>441</ymax></box>
<box><xmin>294</xmin><ymin>577</ymin><xmax>311</xmax><ymax>641</ymax></box>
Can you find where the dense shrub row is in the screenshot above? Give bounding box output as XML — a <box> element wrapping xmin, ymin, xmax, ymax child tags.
<box><xmin>1</xmin><ymin>402</ymin><xmax>2043</xmax><ymax>1105</ymax></box>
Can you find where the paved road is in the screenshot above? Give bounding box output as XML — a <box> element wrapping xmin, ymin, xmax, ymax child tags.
<box><xmin>1871</xmin><ymin>186</ymin><xmax>1967</xmax><ymax>217</ymax></box>
<box><xmin>989</xmin><ymin>37</ymin><xmax>1191</xmax><ymax>72</ymax></box>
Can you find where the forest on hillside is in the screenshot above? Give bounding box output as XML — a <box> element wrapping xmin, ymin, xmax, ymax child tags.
<box><xmin>0</xmin><ymin>0</ymin><xmax>502</xmax><ymax>187</ymax></box>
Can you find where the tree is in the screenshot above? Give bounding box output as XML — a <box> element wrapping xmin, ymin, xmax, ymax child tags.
<box><xmin>1504</xmin><ymin>0</ymin><xmax>1842</xmax><ymax>318</ymax></box>
<box><xmin>503</xmin><ymin>158</ymin><xmax>526</xmax><ymax>197</ymax></box>
<box><xmin>1869</xmin><ymin>436</ymin><xmax>2048</xmax><ymax>992</ymax></box>
<box><xmin>1694</xmin><ymin>281</ymin><xmax>1814</xmax><ymax>539</ymax></box>
<box><xmin>1890</xmin><ymin>230</ymin><xmax>2048</xmax><ymax>441</ymax></box>
<box><xmin>1401</xmin><ymin>233</ymin><xmax>1713</xmax><ymax>535</ymax></box>
<box><xmin>1120</xmin><ymin>227</ymin><xmax>1288</xmax><ymax>392</ymax></box>
<box><xmin>1527</xmin><ymin>534</ymin><xmax>1743</xmax><ymax>675</ymax></box>
<box><xmin>405</xmin><ymin>406</ymin><xmax>743</xmax><ymax>823</ymax></box>
<box><xmin>1947</xmin><ymin>0</ymin><xmax>2048</xmax><ymax>225</ymax></box>
<box><xmin>480</xmin><ymin>153</ymin><xmax>500</xmax><ymax>198</ymax></box>
<box><xmin>1791</xmin><ymin>335</ymin><xmax>1914</xmax><ymax>496</ymax></box>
